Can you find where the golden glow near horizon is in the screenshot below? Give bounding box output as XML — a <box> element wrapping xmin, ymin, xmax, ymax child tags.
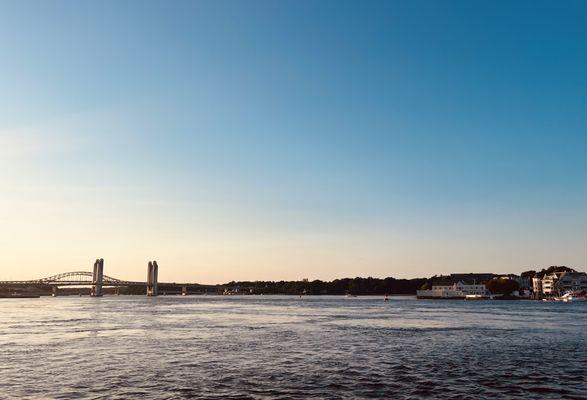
<box><xmin>1</xmin><ymin>113</ymin><xmax>586</xmax><ymax>283</ymax></box>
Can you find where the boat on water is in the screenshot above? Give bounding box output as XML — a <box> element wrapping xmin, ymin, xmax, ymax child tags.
<box><xmin>554</xmin><ymin>291</ymin><xmax>586</xmax><ymax>302</ymax></box>
<box><xmin>542</xmin><ymin>291</ymin><xmax>587</xmax><ymax>302</ymax></box>
<box><xmin>345</xmin><ymin>294</ymin><xmax>357</xmax><ymax>298</ymax></box>
<box><xmin>465</xmin><ymin>294</ymin><xmax>495</xmax><ymax>300</ymax></box>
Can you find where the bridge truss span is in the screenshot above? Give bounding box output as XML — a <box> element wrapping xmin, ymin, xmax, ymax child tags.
<box><xmin>0</xmin><ymin>271</ymin><xmax>144</xmax><ymax>287</ymax></box>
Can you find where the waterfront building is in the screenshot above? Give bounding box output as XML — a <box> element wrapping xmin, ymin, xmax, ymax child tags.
<box><xmin>552</xmin><ymin>272</ymin><xmax>587</xmax><ymax>294</ymax></box>
<box><xmin>532</xmin><ymin>277</ymin><xmax>543</xmax><ymax>295</ymax></box>
<box><xmin>541</xmin><ymin>272</ymin><xmax>563</xmax><ymax>295</ymax></box>
<box><xmin>532</xmin><ymin>271</ymin><xmax>587</xmax><ymax>296</ymax></box>
<box><xmin>417</xmin><ymin>279</ymin><xmax>488</xmax><ymax>299</ymax></box>
<box><xmin>498</xmin><ymin>274</ymin><xmax>530</xmax><ymax>289</ymax></box>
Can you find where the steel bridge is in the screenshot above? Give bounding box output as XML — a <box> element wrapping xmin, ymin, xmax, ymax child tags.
<box><xmin>0</xmin><ymin>271</ymin><xmax>144</xmax><ymax>287</ymax></box>
<box><xmin>0</xmin><ymin>258</ymin><xmax>161</xmax><ymax>297</ymax></box>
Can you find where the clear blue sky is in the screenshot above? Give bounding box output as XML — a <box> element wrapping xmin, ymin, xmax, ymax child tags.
<box><xmin>1</xmin><ymin>0</ymin><xmax>586</xmax><ymax>282</ymax></box>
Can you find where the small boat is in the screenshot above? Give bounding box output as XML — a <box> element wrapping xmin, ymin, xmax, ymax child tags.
<box><xmin>345</xmin><ymin>294</ymin><xmax>357</xmax><ymax>298</ymax></box>
<box><xmin>555</xmin><ymin>292</ymin><xmax>586</xmax><ymax>302</ymax></box>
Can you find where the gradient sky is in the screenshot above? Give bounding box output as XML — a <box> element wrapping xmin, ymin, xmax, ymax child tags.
<box><xmin>1</xmin><ymin>0</ymin><xmax>586</xmax><ymax>283</ymax></box>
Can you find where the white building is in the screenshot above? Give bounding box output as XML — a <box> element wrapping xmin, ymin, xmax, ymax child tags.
<box><xmin>541</xmin><ymin>272</ymin><xmax>561</xmax><ymax>295</ymax></box>
<box><xmin>533</xmin><ymin>271</ymin><xmax>587</xmax><ymax>296</ymax></box>
<box><xmin>417</xmin><ymin>281</ymin><xmax>488</xmax><ymax>299</ymax></box>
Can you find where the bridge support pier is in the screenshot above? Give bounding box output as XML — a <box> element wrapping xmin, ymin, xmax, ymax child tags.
<box><xmin>182</xmin><ymin>286</ymin><xmax>187</xmax><ymax>296</ymax></box>
<box><xmin>91</xmin><ymin>259</ymin><xmax>104</xmax><ymax>297</ymax></box>
<box><xmin>147</xmin><ymin>261</ymin><xmax>158</xmax><ymax>296</ymax></box>
<box><xmin>52</xmin><ymin>286</ymin><xmax>58</xmax><ymax>297</ymax></box>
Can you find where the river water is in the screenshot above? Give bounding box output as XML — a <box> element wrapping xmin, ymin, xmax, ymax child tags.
<box><xmin>0</xmin><ymin>296</ymin><xmax>585</xmax><ymax>399</ymax></box>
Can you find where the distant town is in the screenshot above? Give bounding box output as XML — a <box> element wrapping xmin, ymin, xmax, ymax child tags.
<box><xmin>416</xmin><ymin>267</ymin><xmax>587</xmax><ymax>301</ymax></box>
<box><xmin>221</xmin><ymin>266</ymin><xmax>587</xmax><ymax>301</ymax></box>
<box><xmin>1</xmin><ymin>265</ymin><xmax>586</xmax><ymax>301</ymax></box>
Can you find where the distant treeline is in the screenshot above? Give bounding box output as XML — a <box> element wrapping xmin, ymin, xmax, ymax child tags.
<box><xmin>222</xmin><ymin>277</ymin><xmax>427</xmax><ymax>295</ymax></box>
<box><xmin>0</xmin><ymin>278</ymin><xmax>427</xmax><ymax>296</ymax></box>
<box><xmin>521</xmin><ymin>265</ymin><xmax>576</xmax><ymax>279</ymax></box>
<box><xmin>0</xmin><ymin>284</ymin><xmax>52</xmax><ymax>295</ymax></box>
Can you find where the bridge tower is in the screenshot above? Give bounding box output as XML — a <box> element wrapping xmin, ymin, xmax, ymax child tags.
<box><xmin>91</xmin><ymin>258</ymin><xmax>104</xmax><ymax>297</ymax></box>
<box><xmin>147</xmin><ymin>261</ymin><xmax>158</xmax><ymax>296</ymax></box>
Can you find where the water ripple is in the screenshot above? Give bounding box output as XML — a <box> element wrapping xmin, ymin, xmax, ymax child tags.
<box><xmin>0</xmin><ymin>296</ymin><xmax>585</xmax><ymax>399</ymax></box>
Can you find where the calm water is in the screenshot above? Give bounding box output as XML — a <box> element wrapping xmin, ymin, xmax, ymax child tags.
<box><xmin>0</xmin><ymin>296</ymin><xmax>585</xmax><ymax>399</ymax></box>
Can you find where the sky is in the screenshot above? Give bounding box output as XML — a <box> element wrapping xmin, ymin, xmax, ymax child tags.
<box><xmin>0</xmin><ymin>0</ymin><xmax>586</xmax><ymax>283</ymax></box>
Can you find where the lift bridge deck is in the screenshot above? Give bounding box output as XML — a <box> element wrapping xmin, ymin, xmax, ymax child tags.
<box><xmin>0</xmin><ymin>259</ymin><xmax>163</xmax><ymax>296</ymax></box>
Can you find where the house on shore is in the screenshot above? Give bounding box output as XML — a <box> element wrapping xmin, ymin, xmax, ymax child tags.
<box><xmin>533</xmin><ymin>271</ymin><xmax>587</xmax><ymax>296</ymax></box>
<box><xmin>417</xmin><ymin>274</ymin><xmax>491</xmax><ymax>299</ymax></box>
